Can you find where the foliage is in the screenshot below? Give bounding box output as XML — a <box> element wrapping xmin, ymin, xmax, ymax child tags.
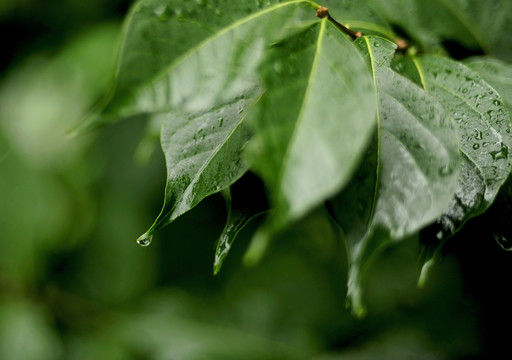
<box><xmin>2</xmin><ymin>0</ymin><xmax>512</xmax><ymax>358</ymax></box>
<box><xmin>83</xmin><ymin>0</ymin><xmax>512</xmax><ymax>315</ymax></box>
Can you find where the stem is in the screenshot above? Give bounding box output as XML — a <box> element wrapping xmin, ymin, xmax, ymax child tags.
<box><xmin>315</xmin><ymin>6</ymin><xmax>362</xmax><ymax>40</ymax></box>
<box><xmin>315</xmin><ymin>5</ymin><xmax>409</xmax><ymax>50</ymax></box>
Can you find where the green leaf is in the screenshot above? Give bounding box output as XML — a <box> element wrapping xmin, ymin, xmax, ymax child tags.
<box><xmin>329</xmin><ymin>36</ymin><xmax>460</xmax><ymax>315</ymax></box>
<box><xmin>402</xmin><ymin>56</ymin><xmax>512</xmax><ymax>238</ymax></box>
<box><xmin>465</xmin><ymin>56</ymin><xmax>512</xmax><ymax>110</ymax></box>
<box><xmin>245</xmin><ymin>18</ymin><xmax>378</xmax><ymax>236</ymax></box>
<box><xmin>79</xmin><ymin>0</ymin><xmax>317</xmax><ymax>130</ymax></box>
<box><xmin>133</xmin><ymin>2</ymin><xmax>319</xmax><ymax>242</ymax></box>
<box><xmin>366</xmin><ymin>0</ymin><xmax>512</xmax><ymax>60</ymax></box>
<box><xmin>397</xmin><ymin>55</ymin><xmax>512</xmax><ymax>281</ymax></box>
<box><xmin>214</xmin><ymin>185</ymin><xmax>268</xmax><ymax>275</ymax></box>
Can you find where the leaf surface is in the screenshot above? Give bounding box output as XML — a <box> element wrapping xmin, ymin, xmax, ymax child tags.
<box><xmin>245</xmin><ymin>18</ymin><xmax>378</xmax><ymax>235</ymax></box>
<box><xmin>465</xmin><ymin>57</ymin><xmax>512</xmax><ymax>110</ymax></box>
<box><xmin>396</xmin><ymin>55</ymin><xmax>512</xmax><ymax>281</ymax></box>
<box><xmin>134</xmin><ymin>2</ymin><xmax>318</xmax><ymax>242</ymax></box>
<box><xmin>402</xmin><ymin>55</ymin><xmax>512</xmax><ymax>239</ymax></box>
<box><xmin>329</xmin><ymin>36</ymin><xmax>460</xmax><ymax>315</ymax></box>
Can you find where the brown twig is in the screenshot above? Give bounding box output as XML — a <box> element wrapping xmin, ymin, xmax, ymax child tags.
<box><xmin>315</xmin><ymin>6</ymin><xmax>362</xmax><ymax>40</ymax></box>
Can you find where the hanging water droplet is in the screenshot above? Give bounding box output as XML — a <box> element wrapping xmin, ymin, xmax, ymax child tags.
<box><xmin>137</xmin><ymin>233</ymin><xmax>153</xmax><ymax>247</ymax></box>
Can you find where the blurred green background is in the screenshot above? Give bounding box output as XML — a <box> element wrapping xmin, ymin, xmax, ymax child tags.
<box><xmin>1</xmin><ymin>1</ymin><xmax>511</xmax><ymax>359</ymax></box>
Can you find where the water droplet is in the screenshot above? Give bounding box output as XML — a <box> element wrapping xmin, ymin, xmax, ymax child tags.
<box><xmin>473</xmin><ymin>143</ymin><xmax>480</xmax><ymax>150</ymax></box>
<box><xmin>217</xmin><ymin>117</ymin><xmax>224</xmax><ymax>127</ymax></box>
<box><xmin>490</xmin><ymin>142</ymin><xmax>509</xmax><ymax>161</ymax></box>
<box><xmin>493</xmin><ymin>99</ymin><xmax>502</xmax><ymax>106</ymax></box>
<box><xmin>153</xmin><ymin>5</ymin><xmax>172</xmax><ymax>21</ymax></box>
<box><xmin>373</xmin><ymin>41</ymin><xmax>380</xmax><ymax>47</ymax></box>
<box><xmin>462</xmin><ymin>88</ymin><xmax>468</xmax><ymax>94</ymax></box>
<box><xmin>137</xmin><ymin>233</ymin><xmax>153</xmax><ymax>247</ymax></box>
<box><xmin>474</xmin><ymin>129</ymin><xmax>483</xmax><ymax>140</ymax></box>
<box><xmin>273</xmin><ymin>61</ymin><xmax>283</xmax><ymax>74</ymax></box>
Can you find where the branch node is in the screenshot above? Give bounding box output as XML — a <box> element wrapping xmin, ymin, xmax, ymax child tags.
<box><xmin>316</xmin><ymin>6</ymin><xmax>329</xmax><ymax>19</ymax></box>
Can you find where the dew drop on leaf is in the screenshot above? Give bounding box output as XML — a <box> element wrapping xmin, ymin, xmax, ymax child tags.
<box><xmin>490</xmin><ymin>142</ymin><xmax>509</xmax><ymax>161</ymax></box>
<box><xmin>137</xmin><ymin>233</ymin><xmax>153</xmax><ymax>247</ymax></box>
<box><xmin>473</xmin><ymin>143</ymin><xmax>480</xmax><ymax>150</ymax></box>
<box><xmin>153</xmin><ymin>5</ymin><xmax>172</xmax><ymax>21</ymax></box>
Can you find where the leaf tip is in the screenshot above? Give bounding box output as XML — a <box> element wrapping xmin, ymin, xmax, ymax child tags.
<box><xmin>242</xmin><ymin>229</ymin><xmax>270</xmax><ymax>267</ymax></box>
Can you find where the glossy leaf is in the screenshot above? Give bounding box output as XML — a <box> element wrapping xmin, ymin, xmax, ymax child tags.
<box><xmin>396</xmin><ymin>55</ymin><xmax>512</xmax><ymax>281</ymax></box>
<box><xmin>135</xmin><ymin>2</ymin><xmax>318</xmax><ymax>242</ymax></box>
<box><xmin>245</xmin><ymin>18</ymin><xmax>378</xmax><ymax>237</ymax></box>
<box><xmin>402</xmin><ymin>55</ymin><xmax>512</xmax><ymax>239</ymax></box>
<box><xmin>78</xmin><ymin>0</ymin><xmax>317</xmax><ymax>130</ymax></box>
<box><xmin>329</xmin><ymin>36</ymin><xmax>460</xmax><ymax>315</ymax></box>
<box><xmin>214</xmin><ymin>186</ymin><xmax>268</xmax><ymax>275</ymax></box>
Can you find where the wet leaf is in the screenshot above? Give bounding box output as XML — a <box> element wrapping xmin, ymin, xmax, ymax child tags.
<box><xmin>244</xmin><ymin>18</ymin><xmax>377</xmax><ymax>238</ymax></box>
<box><xmin>329</xmin><ymin>36</ymin><xmax>460</xmax><ymax>315</ymax></box>
<box><xmin>134</xmin><ymin>2</ymin><xmax>318</xmax><ymax>241</ymax></box>
<box><xmin>401</xmin><ymin>56</ymin><xmax>512</xmax><ymax>235</ymax></box>
<box><xmin>397</xmin><ymin>55</ymin><xmax>512</xmax><ymax>281</ymax></box>
<box><xmin>214</xmin><ymin>186</ymin><xmax>268</xmax><ymax>275</ymax></box>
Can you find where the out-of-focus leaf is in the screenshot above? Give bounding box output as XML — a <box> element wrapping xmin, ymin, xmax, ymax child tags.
<box><xmin>244</xmin><ymin>18</ymin><xmax>377</xmax><ymax>249</ymax></box>
<box><xmin>329</xmin><ymin>36</ymin><xmax>460</xmax><ymax>315</ymax></box>
<box><xmin>366</xmin><ymin>0</ymin><xmax>512</xmax><ymax>60</ymax></box>
<box><xmin>465</xmin><ymin>56</ymin><xmax>512</xmax><ymax>109</ymax></box>
<box><xmin>397</xmin><ymin>55</ymin><xmax>512</xmax><ymax>279</ymax></box>
<box><xmin>0</xmin><ymin>23</ymin><xmax>119</xmax><ymax>168</ymax></box>
<box><xmin>0</xmin><ymin>298</ymin><xmax>62</xmax><ymax>360</ymax></box>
